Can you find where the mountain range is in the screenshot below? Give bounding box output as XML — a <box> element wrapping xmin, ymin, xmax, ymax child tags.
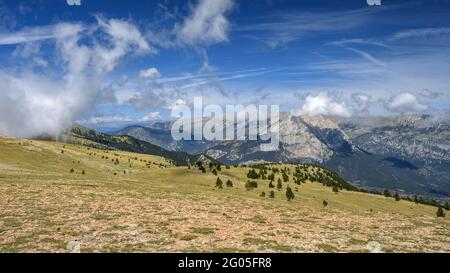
<box><xmin>112</xmin><ymin>114</ymin><xmax>450</xmax><ymax>200</ymax></box>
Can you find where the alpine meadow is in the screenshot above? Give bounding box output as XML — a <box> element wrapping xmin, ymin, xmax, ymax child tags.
<box><xmin>0</xmin><ymin>0</ymin><xmax>449</xmax><ymax>254</ymax></box>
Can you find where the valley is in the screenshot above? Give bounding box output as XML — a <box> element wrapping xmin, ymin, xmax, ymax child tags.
<box><xmin>114</xmin><ymin>114</ymin><xmax>450</xmax><ymax>200</ymax></box>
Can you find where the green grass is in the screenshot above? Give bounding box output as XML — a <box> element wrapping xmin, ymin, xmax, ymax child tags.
<box><xmin>180</xmin><ymin>235</ymin><xmax>197</xmax><ymax>241</ymax></box>
<box><xmin>192</xmin><ymin>227</ymin><xmax>215</xmax><ymax>235</ymax></box>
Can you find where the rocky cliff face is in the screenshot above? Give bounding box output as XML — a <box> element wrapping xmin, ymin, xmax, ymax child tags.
<box><xmin>114</xmin><ymin>114</ymin><xmax>356</xmax><ymax>163</ymax></box>
<box><xmin>340</xmin><ymin>115</ymin><xmax>450</xmax><ymax>165</ymax></box>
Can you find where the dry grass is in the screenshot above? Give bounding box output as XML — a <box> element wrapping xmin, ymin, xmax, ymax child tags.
<box><xmin>0</xmin><ymin>136</ymin><xmax>449</xmax><ymax>253</ymax></box>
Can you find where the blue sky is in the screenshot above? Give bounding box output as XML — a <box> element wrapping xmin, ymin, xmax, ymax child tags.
<box><xmin>0</xmin><ymin>0</ymin><xmax>449</xmax><ymax>134</ymax></box>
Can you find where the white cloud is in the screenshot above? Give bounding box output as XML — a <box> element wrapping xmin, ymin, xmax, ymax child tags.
<box><xmin>166</xmin><ymin>99</ymin><xmax>190</xmax><ymax>118</ymax></box>
<box><xmin>139</xmin><ymin>67</ymin><xmax>161</xmax><ymax>79</ymax></box>
<box><xmin>0</xmin><ymin>17</ymin><xmax>152</xmax><ymax>137</ymax></box>
<box><xmin>168</xmin><ymin>99</ymin><xmax>188</xmax><ymax>111</ymax></box>
<box><xmin>94</xmin><ymin>16</ymin><xmax>153</xmax><ymax>72</ymax></box>
<box><xmin>297</xmin><ymin>93</ymin><xmax>351</xmax><ymax>117</ymax></box>
<box><xmin>351</xmin><ymin>93</ymin><xmax>372</xmax><ymax>113</ymax></box>
<box><xmin>175</xmin><ymin>0</ymin><xmax>234</xmax><ymax>45</ymax></box>
<box><xmin>387</xmin><ymin>92</ymin><xmax>427</xmax><ymax>113</ymax></box>
<box><xmin>81</xmin><ymin>115</ymin><xmax>133</xmax><ymax>125</ymax></box>
<box><xmin>139</xmin><ymin>112</ymin><xmax>161</xmax><ymax>122</ymax></box>
<box><xmin>66</xmin><ymin>0</ymin><xmax>81</xmax><ymax>6</ymax></box>
<box><xmin>114</xmin><ymin>89</ymin><xmax>140</xmax><ymax>105</ymax></box>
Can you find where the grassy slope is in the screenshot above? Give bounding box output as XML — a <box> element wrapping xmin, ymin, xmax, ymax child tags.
<box><xmin>0</xmin><ymin>136</ymin><xmax>449</xmax><ymax>253</ymax></box>
<box><xmin>69</xmin><ymin>126</ymin><xmax>201</xmax><ymax>166</ymax></box>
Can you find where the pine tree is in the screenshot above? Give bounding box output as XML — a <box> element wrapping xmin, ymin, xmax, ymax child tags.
<box><xmin>216</xmin><ymin>177</ymin><xmax>223</xmax><ymax>189</ymax></box>
<box><xmin>384</xmin><ymin>189</ymin><xmax>391</xmax><ymax>198</ymax></box>
<box><xmin>437</xmin><ymin>207</ymin><xmax>446</xmax><ymax>218</ymax></box>
<box><xmin>277</xmin><ymin>179</ymin><xmax>283</xmax><ymax>191</ymax></box>
<box><xmin>247</xmin><ymin>169</ymin><xmax>259</xmax><ymax>179</ymax></box>
<box><xmin>286</xmin><ymin>186</ymin><xmax>295</xmax><ymax>201</ymax></box>
<box><xmin>394</xmin><ymin>192</ymin><xmax>401</xmax><ymax>201</ymax></box>
<box><xmin>269</xmin><ymin>181</ymin><xmax>275</xmax><ymax>188</ymax></box>
<box><xmin>282</xmin><ymin>173</ymin><xmax>289</xmax><ymax>182</ymax></box>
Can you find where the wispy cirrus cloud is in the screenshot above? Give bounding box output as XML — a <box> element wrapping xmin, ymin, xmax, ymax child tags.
<box><xmin>0</xmin><ymin>24</ymin><xmax>71</xmax><ymax>45</ymax></box>
<box><xmin>389</xmin><ymin>27</ymin><xmax>450</xmax><ymax>41</ymax></box>
<box><xmin>329</xmin><ymin>38</ymin><xmax>390</xmax><ymax>48</ymax></box>
<box><xmin>345</xmin><ymin>47</ymin><xmax>386</xmax><ymax>67</ymax></box>
<box><xmin>238</xmin><ymin>8</ymin><xmax>377</xmax><ymax>48</ymax></box>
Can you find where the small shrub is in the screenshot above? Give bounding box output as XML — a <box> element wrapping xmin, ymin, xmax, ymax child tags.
<box><xmin>332</xmin><ymin>186</ymin><xmax>339</xmax><ymax>193</ymax></box>
<box><xmin>69</xmin><ymin>168</ymin><xmax>74</xmax><ymax>173</ymax></box>
<box><xmin>260</xmin><ymin>192</ymin><xmax>266</xmax><ymax>197</ymax></box>
<box><xmin>269</xmin><ymin>191</ymin><xmax>275</xmax><ymax>198</ymax></box>
<box><xmin>394</xmin><ymin>192</ymin><xmax>401</xmax><ymax>201</ymax></box>
<box><xmin>323</xmin><ymin>200</ymin><xmax>328</xmax><ymax>207</ymax></box>
<box><xmin>444</xmin><ymin>202</ymin><xmax>450</xmax><ymax>211</ymax></box>
<box><xmin>226</xmin><ymin>180</ymin><xmax>233</xmax><ymax>187</ymax></box>
<box><xmin>245</xmin><ymin>180</ymin><xmax>258</xmax><ymax>190</ymax></box>
<box><xmin>437</xmin><ymin>207</ymin><xmax>446</xmax><ymax>218</ymax></box>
